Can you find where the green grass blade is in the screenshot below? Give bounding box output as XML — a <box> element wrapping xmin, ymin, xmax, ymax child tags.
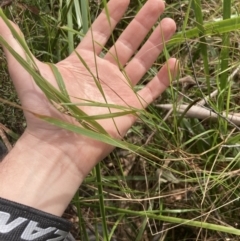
<box><xmin>66</xmin><ymin>0</ymin><xmax>74</xmax><ymax>53</ymax></box>
<box><xmin>37</xmin><ymin>114</ymin><xmax>136</xmax><ymax>149</ymax></box>
<box><xmin>47</xmin><ymin>63</ymin><xmax>70</xmax><ymax>99</ymax></box>
<box><xmin>36</xmin><ymin>114</ymin><xmax>163</xmax><ymax>160</ymax></box>
<box><xmin>80</xmin><ymin>0</ymin><xmax>89</xmax><ymax>34</ymax></box>
<box><xmin>62</xmin><ymin>101</ymin><xmax>137</xmax><ymax>110</ymax></box>
<box><xmin>167</xmin><ymin>16</ymin><xmax>240</xmax><ymax>47</ymax></box>
<box><xmin>218</xmin><ymin>0</ymin><xmax>231</xmax><ymax>113</ymax></box>
<box><xmin>95</xmin><ymin>164</ymin><xmax>109</xmax><ymax>241</ymax></box>
<box><xmin>60</xmin><ymin>25</ymin><xmax>85</xmax><ymax>37</ymax></box>
<box><xmin>74</xmin><ymin>50</ymin><xmax>106</xmax><ymax>99</ymax></box>
<box><xmin>105</xmin><ymin>206</ymin><xmax>240</xmax><ymax>235</ymax></box>
<box><xmin>73</xmin><ymin>0</ymin><xmax>81</xmax><ymax>29</ymax></box>
<box><xmin>63</xmin><ymin>110</ymin><xmax>137</xmax><ymax>121</ymax></box>
<box><xmin>192</xmin><ymin>0</ymin><xmax>210</xmax><ymax>90</ymax></box>
<box><xmin>74</xmin><ymin>50</ymin><xmax>122</xmax><ymax>134</ymax></box>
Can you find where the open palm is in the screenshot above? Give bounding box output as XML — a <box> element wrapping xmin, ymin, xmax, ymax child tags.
<box><xmin>1</xmin><ymin>0</ymin><xmax>177</xmax><ymax>174</ymax></box>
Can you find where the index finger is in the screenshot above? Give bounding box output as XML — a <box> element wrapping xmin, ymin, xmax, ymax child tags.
<box><xmin>76</xmin><ymin>0</ymin><xmax>130</xmax><ymax>54</ymax></box>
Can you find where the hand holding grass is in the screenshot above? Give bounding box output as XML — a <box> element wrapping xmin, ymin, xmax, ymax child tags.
<box><xmin>0</xmin><ymin>0</ymin><xmax>178</xmax><ymax>216</ymax></box>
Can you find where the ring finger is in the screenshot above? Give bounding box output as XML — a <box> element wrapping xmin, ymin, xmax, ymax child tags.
<box><xmin>104</xmin><ymin>0</ymin><xmax>165</xmax><ymax>66</ymax></box>
<box><xmin>125</xmin><ymin>17</ymin><xmax>176</xmax><ymax>86</ymax></box>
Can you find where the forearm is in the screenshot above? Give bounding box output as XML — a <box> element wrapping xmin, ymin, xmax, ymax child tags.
<box><xmin>0</xmin><ymin>131</ymin><xmax>83</xmax><ymax>216</ymax></box>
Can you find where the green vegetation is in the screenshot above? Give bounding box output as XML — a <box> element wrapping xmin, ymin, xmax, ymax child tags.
<box><xmin>1</xmin><ymin>0</ymin><xmax>240</xmax><ymax>240</ymax></box>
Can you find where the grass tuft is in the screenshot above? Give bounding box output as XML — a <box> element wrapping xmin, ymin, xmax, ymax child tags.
<box><xmin>0</xmin><ymin>0</ymin><xmax>240</xmax><ymax>240</ymax></box>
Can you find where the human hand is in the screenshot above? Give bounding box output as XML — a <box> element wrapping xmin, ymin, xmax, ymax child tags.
<box><xmin>0</xmin><ymin>0</ymin><xmax>177</xmax><ymax>215</ymax></box>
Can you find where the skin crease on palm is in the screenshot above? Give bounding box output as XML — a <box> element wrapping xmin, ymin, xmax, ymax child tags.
<box><xmin>0</xmin><ymin>0</ymin><xmax>178</xmax><ymax>216</ymax></box>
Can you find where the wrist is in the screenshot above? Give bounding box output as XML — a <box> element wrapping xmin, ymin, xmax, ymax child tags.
<box><xmin>0</xmin><ymin>131</ymin><xmax>84</xmax><ymax>216</ymax></box>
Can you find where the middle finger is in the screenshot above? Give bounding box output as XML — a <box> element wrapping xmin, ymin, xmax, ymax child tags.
<box><xmin>125</xmin><ymin>17</ymin><xmax>176</xmax><ymax>86</ymax></box>
<box><xmin>104</xmin><ymin>0</ymin><xmax>165</xmax><ymax>66</ymax></box>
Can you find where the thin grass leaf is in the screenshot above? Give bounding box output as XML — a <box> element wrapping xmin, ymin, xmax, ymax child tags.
<box><xmin>76</xmin><ymin>0</ymin><xmax>121</xmax><ymax>139</ymax></box>
<box><xmin>37</xmin><ymin>114</ymin><xmax>164</xmax><ymax>161</ymax></box>
<box><xmin>181</xmin><ymin>0</ymin><xmax>192</xmax><ymax>31</ymax></box>
<box><xmin>72</xmin><ymin>192</ymin><xmax>86</xmax><ymax>240</ymax></box>
<box><xmin>220</xmin><ymin>0</ymin><xmax>231</xmax><ymax>89</ymax></box>
<box><xmin>60</xmin><ymin>25</ymin><xmax>85</xmax><ymax>37</ymax></box>
<box><xmin>66</xmin><ymin>0</ymin><xmax>74</xmax><ymax>53</ymax></box>
<box><xmin>105</xmin><ymin>206</ymin><xmax>240</xmax><ymax>235</ymax></box>
<box><xmin>62</xmin><ymin>101</ymin><xmax>136</xmax><ymax>111</ymax></box>
<box><xmin>135</xmin><ymin>206</ymin><xmax>151</xmax><ymax>241</ymax></box>
<box><xmin>218</xmin><ymin>0</ymin><xmax>232</xmax><ymax>116</ymax></box>
<box><xmin>48</xmin><ymin>63</ymin><xmax>70</xmax><ymax>99</ymax></box>
<box><xmin>101</xmin><ymin>0</ymin><xmax>123</xmax><ymax>72</ymax></box>
<box><xmin>80</xmin><ymin>0</ymin><xmax>89</xmax><ymax>34</ymax></box>
<box><xmin>74</xmin><ymin>50</ymin><xmax>106</xmax><ymax>98</ymax></box>
<box><xmin>192</xmin><ymin>0</ymin><xmax>210</xmax><ymax>90</ymax></box>
<box><xmin>180</xmin><ymin>129</ymin><xmax>215</xmax><ymax>148</ymax></box>
<box><xmin>66</xmin><ymin>110</ymin><xmax>137</xmax><ymax>121</ymax></box>
<box><xmin>74</xmin><ymin>50</ymin><xmax>122</xmax><ymax>134</ymax></box>
<box><xmin>73</xmin><ymin>0</ymin><xmax>81</xmax><ymax>29</ymax></box>
<box><xmin>95</xmin><ymin>163</ymin><xmax>109</xmax><ymax>241</ymax></box>
<box><xmin>167</xmin><ymin>16</ymin><xmax>240</xmax><ymax>47</ymax></box>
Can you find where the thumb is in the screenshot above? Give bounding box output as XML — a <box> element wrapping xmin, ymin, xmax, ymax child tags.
<box><xmin>0</xmin><ymin>14</ymin><xmax>38</xmax><ymax>98</ymax></box>
<box><xmin>0</xmin><ymin>14</ymin><xmax>62</xmax><ymax>123</ymax></box>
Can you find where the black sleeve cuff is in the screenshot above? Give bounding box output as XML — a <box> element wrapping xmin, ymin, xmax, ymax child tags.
<box><xmin>0</xmin><ymin>197</ymin><xmax>72</xmax><ymax>241</ymax></box>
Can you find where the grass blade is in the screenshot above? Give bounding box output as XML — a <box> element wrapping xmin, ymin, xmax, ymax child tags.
<box><xmin>192</xmin><ymin>0</ymin><xmax>210</xmax><ymax>91</ymax></box>
<box><xmin>47</xmin><ymin>63</ymin><xmax>70</xmax><ymax>100</ymax></box>
<box><xmin>218</xmin><ymin>0</ymin><xmax>232</xmax><ymax>115</ymax></box>
<box><xmin>66</xmin><ymin>0</ymin><xmax>74</xmax><ymax>53</ymax></box>
<box><xmin>167</xmin><ymin>16</ymin><xmax>240</xmax><ymax>47</ymax></box>
<box><xmin>105</xmin><ymin>206</ymin><xmax>240</xmax><ymax>236</ymax></box>
<box><xmin>95</xmin><ymin>163</ymin><xmax>109</xmax><ymax>241</ymax></box>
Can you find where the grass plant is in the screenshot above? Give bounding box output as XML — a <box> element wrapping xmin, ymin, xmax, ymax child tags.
<box><xmin>0</xmin><ymin>0</ymin><xmax>240</xmax><ymax>240</ymax></box>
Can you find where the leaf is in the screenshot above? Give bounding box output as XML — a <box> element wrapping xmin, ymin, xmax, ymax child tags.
<box><xmin>47</xmin><ymin>63</ymin><xmax>70</xmax><ymax>100</ymax></box>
